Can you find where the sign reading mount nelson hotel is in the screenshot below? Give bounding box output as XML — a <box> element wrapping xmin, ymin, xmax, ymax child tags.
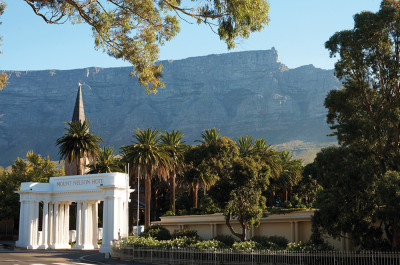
<box><xmin>15</xmin><ymin>172</ymin><xmax>132</xmax><ymax>253</ymax></box>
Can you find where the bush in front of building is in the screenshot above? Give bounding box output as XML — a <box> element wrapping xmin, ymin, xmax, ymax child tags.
<box><xmin>213</xmin><ymin>235</ymin><xmax>236</xmax><ymax>247</ymax></box>
<box><xmin>140</xmin><ymin>225</ymin><xmax>171</xmax><ymax>240</ymax></box>
<box><xmin>172</xmin><ymin>229</ymin><xmax>200</xmax><ymax>240</ymax></box>
<box><xmin>251</xmin><ymin>235</ymin><xmax>289</xmax><ymax>250</ymax></box>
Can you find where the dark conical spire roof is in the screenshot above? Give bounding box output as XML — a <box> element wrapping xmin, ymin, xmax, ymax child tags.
<box><xmin>72</xmin><ymin>83</ymin><xmax>85</xmax><ymax>123</ymax></box>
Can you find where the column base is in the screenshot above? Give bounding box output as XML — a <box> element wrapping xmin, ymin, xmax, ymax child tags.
<box><xmin>80</xmin><ymin>243</ymin><xmax>98</xmax><ymax>250</ymax></box>
<box><xmin>15</xmin><ymin>241</ymin><xmax>29</xmax><ymax>248</ymax></box>
<box><xmin>38</xmin><ymin>244</ymin><xmax>50</xmax><ymax>249</ymax></box>
<box><xmin>27</xmin><ymin>244</ymin><xmax>40</xmax><ymax>249</ymax></box>
<box><xmin>51</xmin><ymin>243</ymin><xmax>71</xmax><ymax>249</ymax></box>
<box><xmin>73</xmin><ymin>244</ymin><xmax>83</xmax><ymax>249</ymax></box>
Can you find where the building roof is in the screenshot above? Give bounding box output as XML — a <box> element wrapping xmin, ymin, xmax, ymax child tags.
<box><xmin>72</xmin><ymin>84</ymin><xmax>85</xmax><ymax>123</ymax></box>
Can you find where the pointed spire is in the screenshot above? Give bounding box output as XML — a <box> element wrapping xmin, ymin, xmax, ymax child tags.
<box><xmin>72</xmin><ymin>83</ymin><xmax>85</xmax><ymax>123</ymax></box>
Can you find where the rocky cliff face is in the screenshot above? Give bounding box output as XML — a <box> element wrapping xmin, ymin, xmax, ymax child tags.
<box><xmin>0</xmin><ymin>49</ymin><xmax>340</xmax><ymax>167</ymax></box>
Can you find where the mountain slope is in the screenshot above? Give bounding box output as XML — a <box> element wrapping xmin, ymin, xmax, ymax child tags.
<box><xmin>0</xmin><ymin>49</ymin><xmax>340</xmax><ymax>167</ymax></box>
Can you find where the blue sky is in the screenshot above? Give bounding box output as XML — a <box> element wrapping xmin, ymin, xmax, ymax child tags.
<box><xmin>0</xmin><ymin>0</ymin><xmax>380</xmax><ymax>71</ymax></box>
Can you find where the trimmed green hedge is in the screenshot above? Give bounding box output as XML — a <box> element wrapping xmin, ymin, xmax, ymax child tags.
<box><xmin>121</xmin><ymin>236</ymin><xmax>333</xmax><ymax>252</ymax></box>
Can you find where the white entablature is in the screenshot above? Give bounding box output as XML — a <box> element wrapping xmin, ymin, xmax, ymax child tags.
<box><xmin>15</xmin><ymin>172</ymin><xmax>133</xmax><ymax>253</ymax></box>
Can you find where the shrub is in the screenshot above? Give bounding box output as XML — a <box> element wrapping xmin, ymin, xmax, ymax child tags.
<box><xmin>192</xmin><ymin>239</ymin><xmax>227</xmax><ymax>250</ymax></box>
<box><xmin>267</xmin><ymin>235</ymin><xmax>289</xmax><ymax>249</ymax></box>
<box><xmin>122</xmin><ymin>236</ymin><xmax>161</xmax><ymax>248</ymax></box>
<box><xmin>286</xmin><ymin>241</ymin><xmax>334</xmax><ymax>252</ymax></box>
<box><xmin>198</xmin><ymin>196</ymin><xmax>221</xmax><ymax>214</ymax></box>
<box><xmin>167</xmin><ymin>237</ymin><xmax>197</xmax><ymax>249</ymax></box>
<box><xmin>251</xmin><ymin>236</ymin><xmax>279</xmax><ymax>250</ymax></box>
<box><xmin>232</xmin><ymin>240</ymin><xmax>262</xmax><ymax>251</ymax></box>
<box><xmin>163</xmin><ymin>210</ymin><xmax>175</xmax><ymax>216</ymax></box>
<box><xmin>172</xmin><ymin>229</ymin><xmax>200</xmax><ymax>240</ymax></box>
<box><xmin>140</xmin><ymin>225</ymin><xmax>171</xmax><ymax>240</ymax></box>
<box><xmin>213</xmin><ymin>235</ymin><xmax>236</xmax><ymax>247</ymax></box>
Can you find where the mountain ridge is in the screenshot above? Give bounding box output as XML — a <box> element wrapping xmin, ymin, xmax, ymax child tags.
<box><xmin>0</xmin><ymin>49</ymin><xmax>339</xmax><ymax>167</ymax></box>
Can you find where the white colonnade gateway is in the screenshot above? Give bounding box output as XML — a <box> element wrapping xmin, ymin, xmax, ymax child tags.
<box><xmin>15</xmin><ymin>172</ymin><xmax>132</xmax><ymax>253</ymax></box>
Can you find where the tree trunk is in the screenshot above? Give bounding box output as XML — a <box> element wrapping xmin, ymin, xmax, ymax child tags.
<box><xmin>225</xmin><ymin>210</ymin><xmax>245</xmax><ymax>241</ymax></box>
<box><xmin>193</xmin><ymin>182</ymin><xmax>199</xmax><ymax>208</ymax></box>
<box><xmin>170</xmin><ymin>172</ymin><xmax>176</xmax><ymax>214</ymax></box>
<box><xmin>145</xmin><ymin>172</ymin><xmax>151</xmax><ymax>228</ymax></box>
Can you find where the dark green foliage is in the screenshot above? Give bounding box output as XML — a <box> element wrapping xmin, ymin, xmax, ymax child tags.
<box><xmin>140</xmin><ymin>225</ymin><xmax>171</xmax><ymax>240</ymax></box>
<box><xmin>313</xmin><ymin>0</ymin><xmax>400</xmax><ymax>251</ymax></box>
<box><xmin>281</xmin><ymin>194</ymin><xmax>311</xmax><ymax>209</ymax></box>
<box><xmin>172</xmin><ymin>229</ymin><xmax>200</xmax><ymax>240</ymax></box>
<box><xmin>265</xmin><ymin>235</ymin><xmax>289</xmax><ymax>249</ymax></box>
<box><xmin>88</xmin><ymin>146</ymin><xmax>123</xmax><ymax>174</ymax></box>
<box><xmin>251</xmin><ymin>235</ymin><xmax>288</xmax><ymax>250</ymax></box>
<box><xmin>197</xmin><ymin>196</ymin><xmax>221</xmax><ymax>214</ymax></box>
<box><xmin>250</xmin><ymin>236</ymin><xmax>279</xmax><ymax>250</ymax></box>
<box><xmin>213</xmin><ymin>235</ymin><xmax>236</xmax><ymax>247</ymax></box>
<box><xmin>313</xmin><ymin>146</ymin><xmax>383</xmax><ymax>249</ymax></box>
<box><xmin>56</xmin><ymin>119</ymin><xmax>103</xmax><ymax>175</ymax></box>
<box><xmin>287</xmin><ymin>241</ymin><xmax>334</xmax><ymax>252</ymax></box>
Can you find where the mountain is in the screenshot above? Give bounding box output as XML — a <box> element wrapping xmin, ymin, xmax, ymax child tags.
<box><xmin>0</xmin><ymin>49</ymin><xmax>340</xmax><ymax>167</ymax></box>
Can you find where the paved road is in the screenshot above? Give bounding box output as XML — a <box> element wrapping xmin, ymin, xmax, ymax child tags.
<box><xmin>0</xmin><ymin>249</ymin><xmax>97</xmax><ymax>265</ymax></box>
<box><xmin>0</xmin><ymin>244</ymin><xmax>151</xmax><ymax>265</ymax></box>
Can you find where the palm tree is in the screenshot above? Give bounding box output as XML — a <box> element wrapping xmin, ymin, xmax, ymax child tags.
<box><xmin>253</xmin><ymin>138</ymin><xmax>282</xmax><ymax>206</ymax></box>
<box><xmin>278</xmin><ymin>151</ymin><xmax>303</xmax><ymax>202</ymax></box>
<box><xmin>237</xmin><ymin>135</ymin><xmax>254</xmax><ymax>157</ymax></box>
<box><xmin>88</xmin><ymin>146</ymin><xmax>122</xmax><ymax>174</ymax></box>
<box><xmin>160</xmin><ymin>130</ymin><xmax>186</xmax><ymax>215</ymax></box>
<box><xmin>56</xmin><ymin>120</ymin><xmax>103</xmax><ymax>175</ymax></box>
<box><xmin>200</xmin><ymin>128</ymin><xmax>221</xmax><ymax>144</ymax></box>
<box><xmin>122</xmin><ymin>127</ymin><xmax>170</xmax><ymax>228</ymax></box>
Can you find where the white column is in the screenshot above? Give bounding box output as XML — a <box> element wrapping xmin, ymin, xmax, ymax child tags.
<box><xmin>53</xmin><ymin>202</ymin><xmax>59</xmax><ymax>247</ymax></box>
<box><xmin>48</xmin><ymin>203</ymin><xmax>54</xmax><ymax>247</ymax></box>
<box><xmin>100</xmin><ymin>197</ymin><xmax>110</xmax><ymax>253</ymax></box>
<box><xmin>16</xmin><ymin>200</ymin><xmax>27</xmax><ymax>247</ymax></box>
<box><xmin>60</xmin><ymin>203</ymin><xmax>65</xmax><ymax>245</ymax></box>
<box><xmin>40</xmin><ymin>201</ymin><xmax>49</xmax><ymax>248</ymax></box>
<box><xmin>34</xmin><ymin>201</ymin><xmax>39</xmax><ymax>247</ymax></box>
<box><xmin>75</xmin><ymin>201</ymin><xmax>82</xmax><ymax>248</ymax></box>
<box><xmin>27</xmin><ymin>200</ymin><xmax>39</xmax><ymax>249</ymax></box>
<box><xmin>92</xmin><ymin>201</ymin><xmax>99</xmax><ymax>248</ymax></box>
<box><xmin>81</xmin><ymin>201</ymin><xmax>87</xmax><ymax>248</ymax></box>
<box><xmin>65</xmin><ymin>202</ymin><xmax>70</xmax><ymax>245</ymax></box>
<box><xmin>86</xmin><ymin>202</ymin><xmax>93</xmax><ymax>247</ymax></box>
<box><xmin>19</xmin><ymin>201</ymin><xmax>26</xmax><ymax>245</ymax></box>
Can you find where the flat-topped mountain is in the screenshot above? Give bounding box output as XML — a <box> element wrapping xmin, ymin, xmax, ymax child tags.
<box><xmin>0</xmin><ymin>49</ymin><xmax>340</xmax><ymax>167</ymax></box>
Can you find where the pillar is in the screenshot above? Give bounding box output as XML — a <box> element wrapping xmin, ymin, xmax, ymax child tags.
<box><xmin>53</xmin><ymin>202</ymin><xmax>59</xmax><ymax>248</ymax></box>
<box><xmin>100</xmin><ymin>197</ymin><xmax>113</xmax><ymax>253</ymax></box>
<box><xmin>65</xmin><ymin>202</ymin><xmax>70</xmax><ymax>246</ymax></box>
<box><xmin>48</xmin><ymin>202</ymin><xmax>54</xmax><ymax>246</ymax></box>
<box><xmin>74</xmin><ymin>201</ymin><xmax>82</xmax><ymax>248</ymax></box>
<box><xmin>59</xmin><ymin>203</ymin><xmax>65</xmax><ymax>245</ymax></box>
<box><xmin>81</xmin><ymin>201</ymin><xmax>87</xmax><ymax>248</ymax></box>
<box><xmin>92</xmin><ymin>201</ymin><xmax>99</xmax><ymax>247</ymax></box>
<box><xmin>16</xmin><ymin>200</ymin><xmax>28</xmax><ymax>247</ymax></box>
<box><xmin>100</xmin><ymin>198</ymin><xmax>109</xmax><ymax>252</ymax></box>
<box><xmin>40</xmin><ymin>201</ymin><xmax>49</xmax><ymax>249</ymax></box>
<box><xmin>27</xmin><ymin>200</ymin><xmax>39</xmax><ymax>249</ymax></box>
